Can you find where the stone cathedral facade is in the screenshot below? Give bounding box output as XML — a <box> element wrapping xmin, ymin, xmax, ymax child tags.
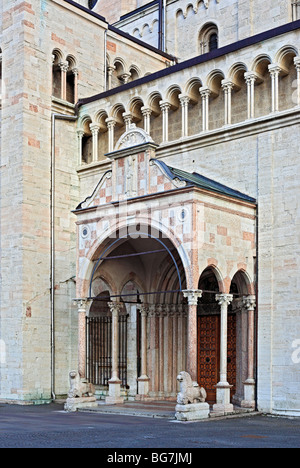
<box><xmin>0</xmin><ymin>0</ymin><xmax>299</xmax><ymax>417</ymax></box>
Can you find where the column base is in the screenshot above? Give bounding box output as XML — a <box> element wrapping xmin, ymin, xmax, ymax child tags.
<box><xmin>241</xmin><ymin>379</ymin><xmax>256</xmax><ymax>408</ymax></box>
<box><xmin>211</xmin><ymin>382</ymin><xmax>233</xmax><ymax>416</ymax></box>
<box><xmin>210</xmin><ymin>403</ymin><xmax>234</xmax><ymax>417</ymax></box>
<box><xmin>105</xmin><ymin>379</ymin><xmax>124</xmax><ymax>405</ymax></box>
<box><xmin>137</xmin><ymin>375</ymin><xmax>150</xmax><ymax>397</ymax></box>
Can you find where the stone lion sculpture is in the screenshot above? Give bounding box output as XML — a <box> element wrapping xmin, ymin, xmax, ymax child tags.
<box><xmin>67</xmin><ymin>371</ymin><xmax>95</xmax><ymax>399</ymax></box>
<box><xmin>177</xmin><ymin>371</ymin><xmax>207</xmax><ymax>405</ymax></box>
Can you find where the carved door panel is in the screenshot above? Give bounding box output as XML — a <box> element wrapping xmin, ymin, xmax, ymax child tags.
<box><xmin>197</xmin><ymin>315</ymin><xmax>220</xmax><ymax>402</ymax></box>
<box><xmin>197</xmin><ymin>314</ymin><xmax>236</xmax><ymax>403</ymax></box>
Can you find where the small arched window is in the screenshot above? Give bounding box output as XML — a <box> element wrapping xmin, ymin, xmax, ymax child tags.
<box><xmin>209</xmin><ymin>33</ymin><xmax>218</xmax><ymax>52</ymax></box>
<box><xmin>199</xmin><ymin>23</ymin><xmax>219</xmax><ymax>55</ymax></box>
<box><xmin>52</xmin><ymin>51</ymin><xmax>78</xmax><ymax>104</ymax></box>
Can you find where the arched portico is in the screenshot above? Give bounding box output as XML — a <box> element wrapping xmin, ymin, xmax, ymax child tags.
<box><xmin>75</xmin><ymin>223</ymin><xmax>192</xmax><ymax>402</ymax></box>
<box><xmin>195</xmin><ymin>267</ymin><xmax>257</xmax><ymax>414</ymax></box>
<box><xmin>73</xmin><ymin>124</ymin><xmax>257</xmax><ymax>408</ymax></box>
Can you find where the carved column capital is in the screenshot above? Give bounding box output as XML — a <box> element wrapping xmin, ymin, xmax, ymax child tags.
<box><xmin>159</xmin><ymin>100</ymin><xmax>172</xmax><ymax>112</ymax></box>
<box><xmin>73</xmin><ymin>298</ymin><xmax>93</xmax><ymax>314</ymax></box>
<box><xmin>199</xmin><ymin>86</ymin><xmax>212</xmax><ymax>99</ymax></box>
<box><xmin>122</xmin><ymin>112</ymin><xmax>133</xmax><ymax>131</ymax></box>
<box><xmin>89</xmin><ymin>123</ymin><xmax>101</xmax><ymax>135</ymax></box>
<box><xmin>77</xmin><ymin>129</ymin><xmax>85</xmax><ymax>138</ymax></box>
<box><xmin>141</xmin><ymin>106</ymin><xmax>152</xmax><ymax>117</ymax></box>
<box><xmin>183</xmin><ymin>289</ymin><xmax>203</xmax><ymax>306</ymax></box>
<box><xmin>215</xmin><ymin>293</ymin><xmax>233</xmax><ymax>307</ymax></box>
<box><xmin>108</xmin><ymin>301</ymin><xmax>123</xmax><ymax>317</ymax></box>
<box><xmin>59</xmin><ymin>61</ymin><xmax>69</xmax><ymax>73</ymax></box>
<box><xmin>244</xmin><ymin>71</ymin><xmax>259</xmax><ymax>85</ymax></box>
<box><xmin>140</xmin><ymin>304</ymin><xmax>149</xmax><ymax>316</ymax></box>
<box><xmin>268</xmin><ymin>63</ymin><xmax>285</xmax><ymax>77</ymax></box>
<box><xmin>294</xmin><ymin>56</ymin><xmax>300</xmax><ymax>70</ymax></box>
<box><xmin>221</xmin><ymin>79</ymin><xmax>235</xmax><ymax>92</ymax></box>
<box><xmin>121</xmin><ymin>73</ymin><xmax>131</xmax><ymax>84</ymax></box>
<box><xmin>105</xmin><ymin>117</ymin><xmax>117</xmax><ymax>129</ymax></box>
<box><xmin>179</xmin><ymin>94</ymin><xmax>190</xmax><ymax>106</ymax></box>
<box><xmin>243</xmin><ymin>295</ymin><xmax>256</xmax><ymax>311</ymax></box>
<box><xmin>148</xmin><ymin>304</ymin><xmax>156</xmax><ymax>317</ymax></box>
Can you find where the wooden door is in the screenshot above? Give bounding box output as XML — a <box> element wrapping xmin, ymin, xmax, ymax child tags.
<box><xmin>227</xmin><ymin>313</ymin><xmax>237</xmax><ymax>398</ymax></box>
<box><xmin>197</xmin><ymin>314</ymin><xmax>236</xmax><ymax>403</ymax></box>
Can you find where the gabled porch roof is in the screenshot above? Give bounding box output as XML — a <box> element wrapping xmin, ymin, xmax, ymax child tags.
<box><xmin>153</xmin><ymin>160</ymin><xmax>256</xmax><ymax>204</ymax></box>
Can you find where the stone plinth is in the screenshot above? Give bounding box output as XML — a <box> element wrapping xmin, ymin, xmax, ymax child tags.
<box><xmin>175</xmin><ymin>402</ymin><xmax>210</xmax><ymax>421</ymax></box>
<box><xmin>211</xmin><ymin>382</ymin><xmax>233</xmax><ymax>416</ymax></box>
<box><xmin>64</xmin><ymin>397</ymin><xmax>98</xmax><ymax>413</ymax></box>
<box><xmin>137</xmin><ymin>376</ymin><xmax>150</xmax><ymax>397</ymax></box>
<box><xmin>105</xmin><ymin>379</ymin><xmax>124</xmax><ymax>405</ymax></box>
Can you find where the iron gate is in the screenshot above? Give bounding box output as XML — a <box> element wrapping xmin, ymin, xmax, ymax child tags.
<box><xmin>86</xmin><ymin>315</ymin><xmax>128</xmax><ymax>388</ymax></box>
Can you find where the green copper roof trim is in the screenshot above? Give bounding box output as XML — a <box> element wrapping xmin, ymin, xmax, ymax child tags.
<box><xmin>152</xmin><ymin>159</ymin><xmax>256</xmax><ymax>203</ymax></box>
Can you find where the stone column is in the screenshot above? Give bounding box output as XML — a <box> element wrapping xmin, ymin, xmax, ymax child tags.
<box><xmin>89</xmin><ymin>123</ymin><xmax>100</xmax><ymax>163</ymax></box>
<box><xmin>294</xmin><ymin>57</ymin><xmax>300</xmax><ymax>107</ymax></box>
<box><xmin>148</xmin><ymin>304</ymin><xmax>158</xmax><ymax>395</ymax></box>
<box><xmin>244</xmin><ymin>72</ymin><xmax>257</xmax><ymax>119</ymax></box>
<box><xmin>177</xmin><ymin>304</ymin><xmax>184</xmax><ymax>374</ymax></box>
<box><xmin>179</xmin><ymin>94</ymin><xmax>190</xmax><ymax>138</ymax></box>
<box><xmin>269</xmin><ymin>64</ymin><xmax>282</xmax><ymax>113</ymax></box>
<box><xmin>72</xmin><ymin>68</ymin><xmax>79</xmax><ymax>103</ymax></box>
<box><xmin>241</xmin><ymin>295</ymin><xmax>256</xmax><ymax>408</ymax></box>
<box><xmin>157</xmin><ymin>304</ymin><xmax>164</xmax><ymax>396</ymax></box>
<box><xmin>141</xmin><ymin>107</ymin><xmax>152</xmax><ymax>135</ymax></box>
<box><xmin>200</xmin><ymin>87</ymin><xmax>211</xmax><ymax>132</ymax></box>
<box><xmin>171</xmin><ymin>304</ymin><xmax>179</xmax><ymax>394</ymax></box>
<box><xmin>137</xmin><ymin>304</ymin><xmax>150</xmax><ymax>397</ymax></box>
<box><xmin>74</xmin><ymin>299</ymin><xmax>92</xmax><ymax>379</ymax></box>
<box><xmin>105</xmin><ymin>117</ymin><xmax>116</xmax><ymax>153</ymax></box>
<box><xmin>222</xmin><ymin>80</ymin><xmax>235</xmax><ymax>125</ymax></box>
<box><xmin>292</xmin><ymin>0</ymin><xmax>298</xmax><ymax>20</ymax></box>
<box><xmin>59</xmin><ymin>61</ymin><xmax>69</xmax><ymax>101</ymax></box>
<box><xmin>106</xmin><ymin>301</ymin><xmax>124</xmax><ymax>404</ymax></box>
<box><xmin>182</xmin><ymin>290</ymin><xmax>202</xmax><ymax>382</ymax></box>
<box><xmin>107</xmin><ymin>65</ymin><xmax>115</xmax><ymax>90</ymax></box>
<box><xmin>122</xmin><ymin>112</ymin><xmax>133</xmax><ymax>132</ymax></box>
<box><xmin>160</xmin><ymin>100</ymin><xmax>171</xmax><ymax>142</ymax></box>
<box><xmin>212</xmin><ymin>293</ymin><xmax>233</xmax><ymax>415</ymax></box>
<box><xmin>77</xmin><ymin>129</ymin><xmax>85</xmax><ymax>166</ymax></box>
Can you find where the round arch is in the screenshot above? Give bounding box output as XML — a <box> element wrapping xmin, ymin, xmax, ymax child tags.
<box><xmin>230</xmin><ymin>269</ymin><xmax>255</xmax><ymax>296</ymax></box>
<box><xmin>77</xmin><ymin>217</ymin><xmax>193</xmax><ymax>298</ymax></box>
<box><xmin>88</xmin><ymin>230</ymin><xmax>184</xmax><ymax>299</ymax></box>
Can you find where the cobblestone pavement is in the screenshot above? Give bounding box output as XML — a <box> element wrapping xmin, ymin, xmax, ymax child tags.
<box><xmin>0</xmin><ymin>403</ymin><xmax>299</xmax><ymax>449</ymax></box>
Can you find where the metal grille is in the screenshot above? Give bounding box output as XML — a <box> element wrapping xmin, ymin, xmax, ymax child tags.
<box><xmin>86</xmin><ymin>315</ymin><xmax>128</xmax><ymax>388</ymax></box>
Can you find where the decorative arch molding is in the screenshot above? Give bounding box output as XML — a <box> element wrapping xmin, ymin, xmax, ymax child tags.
<box><xmin>275</xmin><ymin>45</ymin><xmax>299</xmax><ymax>69</ymax></box>
<box><xmin>114</xmin><ymin>124</ymin><xmax>154</xmax><ymax>151</ymax></box>
<box><xmin>120</xmin><ymin>275</ymin><xmax>147</xmax><ymax>300</ymax></box>
<box><xmin>198</xmin><ymin>263</ymin><xmax>226</xmax><ymax>294</ymax></box>
<box><xmin>90</xmin><ymin>274</ymin><xmax>115</xmax><ymax>298</ymax></box>
<box><xmin>77</xmin><ymin>218</ymin><xmax>193</xmax><ymax>298</ymax></box>
<box><xmin>229</xmin><ymin>268</ymin><xmax>255</xmax><ymax>295</ymax></box>
<box><xmin>88</xmin><ymin>232</ymin><xmax>185</xmax><ymax>299</ymax></box>
<box><xmin>251</xmin><ymin>54</ymin><xmax>272</xmax><ymax>75</ymax></box>
<box><xmin>199</xmin><ymin>22</ymin><xmax>219</xmax><ymax>55</ymax></box>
